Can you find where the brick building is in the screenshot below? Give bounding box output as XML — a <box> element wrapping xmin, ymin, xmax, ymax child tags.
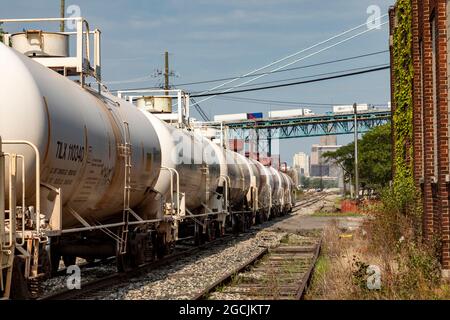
<box><xmin>389</xmin><ymin>0</ymin><xmax>450</xmax><ymax>275</ymax></box>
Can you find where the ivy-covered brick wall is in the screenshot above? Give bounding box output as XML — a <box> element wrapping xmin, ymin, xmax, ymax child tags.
<box><xmin>390</xmin><ymin>0</ymin><xmax>415</xmax><ymax>207</ymax></box>
<box><xmin>390</xmin><ymin>0</ymin><xmax>450</xmax><ymax>272</ymax></box>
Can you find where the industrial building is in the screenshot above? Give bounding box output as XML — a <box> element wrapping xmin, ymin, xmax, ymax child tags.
<box><xmin>310</xmin><ymin>136</ymin><xmax>342</xmax><ymax>181</ymax></box>
<box><xmin>389</xmin><ymin>0</ymin><xmax>450</xmax><ymax>274</ymax></box>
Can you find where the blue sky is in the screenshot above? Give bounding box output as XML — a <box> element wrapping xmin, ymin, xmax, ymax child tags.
<box><xmin>1</xmin><ymin>0</ymin><xmax>395</xmax><ymax>165</ymax></box>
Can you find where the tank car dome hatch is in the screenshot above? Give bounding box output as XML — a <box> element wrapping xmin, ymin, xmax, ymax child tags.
<box><xmin>10</xmin><ymin>30</ymin><xmax>69</xmax><ymax>58</ymax></box>
<box><xmin>136</xmin><ymin>96</ymin><xmax>173</xmax><ymax>113</ymax></box>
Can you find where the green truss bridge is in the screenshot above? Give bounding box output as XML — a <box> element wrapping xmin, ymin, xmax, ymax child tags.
<box><xmin>208</xmin><ymin>110</ymin><xmax>391</xmax><ymax>141</ymax></box>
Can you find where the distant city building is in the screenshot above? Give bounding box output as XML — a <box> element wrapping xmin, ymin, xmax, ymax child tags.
<box><xmin>293</xmin><ymin>152</ymin><xmax>310</xmax><ymax>177</ymax></box>
<box><xmin>310</xmin><ymin>164</ymin><xmax>330</xmax><ymax>177</ymax></box>
<box><xmin>319</xmin><ymin>135</ymin><xmax>337</xmax><ymax>146</ymax></box>
<box><xmin>310</xmin><ymin>144</ymin><xmax>342</xmax><ymax>181</ymax></box>
<box><xmin>310</xmin><ymin>145</ymin><xmax>319</xmax><ymax>166</ymax></box>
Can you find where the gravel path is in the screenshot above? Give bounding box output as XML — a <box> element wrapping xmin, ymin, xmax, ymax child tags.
<box><xmin>40</xmin><ymin>258</ymin><xmax>117</xmax><ymax>296</ymax></box>
<box><xmin>102</xmin><ymin>230</ymin><xmax>287</xmax><ymax>300</ymax></box>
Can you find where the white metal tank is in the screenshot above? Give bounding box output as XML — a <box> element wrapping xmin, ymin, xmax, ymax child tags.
<box><xmin>10</xmin><ymin>31</ymin><xmax>69</xmax><ymax>57</ymax></box>
<box><xmin>139</xmin><ymin>112</ymin><xmax>222</xmax><ymax>214</ymax></box>
<box><xmin>221</xmin><ymin>151</ymin><xmax>253</xmax><ymax>209</ymax></box>
<box><xmin>136</xmin><ymin>96</ymin><xmax>172</xmax><ymax>113</ymax></box>
<box><xmin>280</xmin><ymin>172</ymin><xmax>292</xmax><ymax>209</ymax></box>
<box><xmin>250</xmin><ymin>159</ymin><xmax>271</xmax><ymax>210</ymax></box>
<box><xmin>268</xmin><ymin>167</ymin><xmax>283</xmax><ymax>207</ymax></box>
<box><xmin>0</xmin><ymin>42</ymin><xmax>162</xmax><ymax>229</ymax></box>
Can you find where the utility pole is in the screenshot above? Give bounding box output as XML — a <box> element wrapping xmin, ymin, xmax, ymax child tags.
<box><xmin>256</xmin><ymin>129</ymin><xmax>260</xmax><ymax>161</ymax></box>
<box><xmin>60</xmin><ymin>0</ymin><xmax>65</xmax><ymax>32</ymax></box>
<box><xmin>164</xmin><ymin>51</ymin><xmax>169</xmax><ymax>94</ymax></box>
<box><xmin>319</xmin><ymin>147</ymin><xmax>323</xmax><ymax>190</ymax></box>
<box><xmin>353</xmin><ymin>103</ymin><xmax>359</xmax><ymax>201</ymax></box>
<box><xmin>267</xmin><ymin>129</ymin><xmax>272</xmax><ymax>165</ymax></box>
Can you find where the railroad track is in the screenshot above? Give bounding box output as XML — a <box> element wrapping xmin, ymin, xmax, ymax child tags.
<box><xmin>195</xmin><ymin>234</ymin><xmax>322</xmax><ymax>300</ymax></box>
<box><xmin>39</xmin><ymin>236</ymin><xmax>233</xmax><ymax>300</ymax></box>
<box><xmin>39</xmin><ymin>195</ymin><xmax>325</xmax><ymax>301</ymax></box>
<box><xmin>293</xmin><ymin>194</ymin><xmax>327</xmax><ymax>210</ymax></box>
<box><xmin>52</xmin><ymin>257</ymin><xmax>116</xmax><ymax>278</ymax></box>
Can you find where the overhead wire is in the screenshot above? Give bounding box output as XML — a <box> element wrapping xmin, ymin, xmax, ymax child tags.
<box><xmin>108</xmin><ymin>49</ymin><xmax>389</xmax><ymax>91</ymax></box>
<box><xmin>214</xmin><ymin>96</ymin><xmax>387</xmax><ymax>108</ymax></box>
<box><xmin>191</xmin><ymin>65</ymin><xmax>390</xmax><ymax>97</ymax></box>
<box><xmin>107</xmin><ymin>14</ymin><xmax>389</xmax><ymax>117</ymax></box>
<box><xmin>191</xmin><ymin>13</ymin><xmax>388</xmax><ymax>98</ymax></box>
<box><xmin>191</xmin><ymin>20</ymin><xmax>389</xmax><ymax>106</ymax></box>
<box><xmin>190</xmin><ymin>64</ymin><xmax>389</xmax><ymax>93</ymax></box>
<box><xmin>174</xmin><ymin>50</ymin><xmax>389</xmax><ymax>87</ymax></box>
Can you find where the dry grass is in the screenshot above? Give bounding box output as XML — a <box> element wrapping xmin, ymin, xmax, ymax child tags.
<box><xmin>306</xmin><ymin>203</ymin><xmax>450</xmax><ymax>300</ymax></box>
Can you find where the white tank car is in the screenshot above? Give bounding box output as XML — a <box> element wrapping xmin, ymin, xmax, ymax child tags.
<box><xmin>139</xmin><ymin>112</ymin><xmax>222</xmax><ymax>214</ymax></box>
<box><xmin>0</xmin><ymin>42</ymin><xmax>162</xmax><ymax>229</ymax></box>
<box><xmin>267</xmin><ymin>166</ymin><xmax>283</xmax><ymax>215</ymax></box>
<box><xmin>249</xmin><ymin>159</ymin><xmax>272</xmax><ymax>219</ymax></box>
<box><xmin>288</xmin><ymin>174</ymin><xmax>296</xmax><ymax>207</ymax></box>
<box><xmin>227</xmin><ymin>152</ymin><xmax>252</xmax><ymax>209</ymax></box>
<box><xmin>247</xmin><ymin>158</ymin><xmax>261</xmax><ymax>211</ymax></box>
<box><xmin>280</xmin><ymin>172</ymin><xmax>293</xmax><ymax>212</ymax></box>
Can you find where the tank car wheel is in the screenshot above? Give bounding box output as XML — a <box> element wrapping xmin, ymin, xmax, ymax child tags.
<box><xmin>38</xmin><ymin>247</ymin><xmax>52</xmax><ymax>279</ymax></box>
<box><xmin>194</xmin><ymin>225</ymin><xmax>206</xmax><ymax>245</ymax></box>
<box><xmin>245</xmin><ymin>214</ymin><xmax>252</xmax><ymax>231</ymax></box>
<box><xmin>274</xmin><ymin>207</ymin><xmax>280</xmax><ymax>217</ymax></box>
<box><xmin>50</xmin><ymin>253</ymin><xmax>62</xmax><ymax>275</ymax></box>
<box><xmin>263</xmin><ymin>211</ymin><xmax>267</xmax><ymax>222</ymax></box>
<box><xmin>262</xmin><ymin>211</ymin><xmax>269</xmax><ymax>222</ymax></box>
<box><xmin>220</xmin><ymin>222</ymin><xmax>226</xmax><ymax>237</ymax></box>
<box><xmin>116</xmin><ymin>253</ymin><xmax>132</xmax><ymax>273</ymax></box>
<box><xmin>255</xmin><ymin>212</ymin><xmax>260</xmax><ymax>225</ymax></box>
<box><xmin>63</xmin><ymin>255</ymin><xmax>77</xmax><ymax>268</ymax></box>
<box><xmin>214</xmin><ymin>221</ymin><xmax>222</xmax><ymax>238</ymax></box>
<box><xmin>10</xmin><ymin>257</ymin><xmax>32</xmax><ymax>300</ymax></box>
<box><xmin>205</xmin><ymin>222</ymin><xmax>215</xmax><ymax>242</ymax></box>
<box><xmin>155</xmin><ymin>233</ymin><xmax>169</xmax><ymax>259</ymax></box>
<box><xmin>231</xmin><ymin>215</ymin><xmax>241</xmax><ymax>235</ymax></box>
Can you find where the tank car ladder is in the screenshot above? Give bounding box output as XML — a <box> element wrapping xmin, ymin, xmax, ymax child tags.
<box><xmin>118</xmin><ymin>122</ymin><xmax>132</xmax><ymax>255</ymax></box>
<box><xmin>0</xmin><ymin>138</ymin><xmax>14</xmax><ymax>299</ymax></box>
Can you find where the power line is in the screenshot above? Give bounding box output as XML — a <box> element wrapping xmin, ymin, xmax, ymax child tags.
<box><xmin>214</xmin><ymin>96</ymin><xmax>383</xmax><ymax>108</ymax></box>
<box><xmin>190</xmin><ymin>64</ymin><xmax>389</xmax><ymax>93</ymax></box>
<box><xmin>175</xmin><ymin>50</ymin><xmax>389</xmax><ymax>87</ymax></box>
<box><xmin>193</xmin><ymin>13</ymin><xmax>388</xmax><ymax>99</ymax></box>
<box><xmin>191</xmin><ymin>65</ymin><xmax>390</xmax><ymax>98</ymax></box>
<box><xmin>190</xmin><ymin>97</ymin><xmax>210</xmax><ymax>121</ymax></box>
<box><xmin>109</xmin><ymin>49</ymin><xmax>389</xmax><ymax>92</ymax></box>
<box><xmin>192</xmin><ymin>20</ymin><xmax>389</xmax><ymax>106</ymax></box>
<box><xmin>105</xmin><ymin>75</ymin><xmax>155</xmax><ymax>85</ymax></box>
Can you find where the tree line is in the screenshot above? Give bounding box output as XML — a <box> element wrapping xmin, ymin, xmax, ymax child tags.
<box><xmin>321</xmin><ymin>123</ymin><xmax>391</xmax><ymax>194</ymax></box>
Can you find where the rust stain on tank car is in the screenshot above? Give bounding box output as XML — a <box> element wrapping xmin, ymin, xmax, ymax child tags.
<box><xmin>42</xmin><ymin>96</ymin><xmax>52</xmax><ymax>164</ymax></box>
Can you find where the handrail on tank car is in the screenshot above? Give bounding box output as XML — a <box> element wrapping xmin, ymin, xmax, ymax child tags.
<box><xmin>2</xmin><ymin>154</ymin><xmax>26</xmax><ymax>247</ymax></box>
<box><xmin>219</xmin><ymin>175</ymin><xmax>230</xmax><ymax>213</ymax></box>
<box><xmin>161</xmin><ymin>167</ymin><xmax>181</xmax><ymax>216</ymax></box>
<box><xmin>2</xmin><ymin>141</ymin><xmax>41</xmax><ymax>235</ymax></box>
